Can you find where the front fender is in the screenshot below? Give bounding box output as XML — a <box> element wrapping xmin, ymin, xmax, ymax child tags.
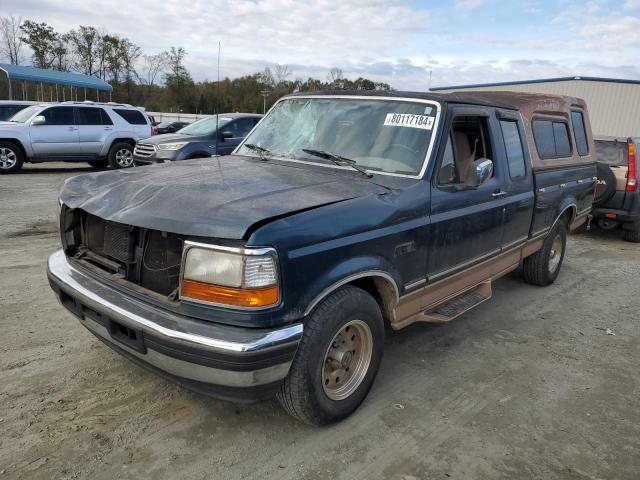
<box><xmin>294</xmin><ymin>254</ymin><xmax>401</xmax><ymax>318</ymax></box>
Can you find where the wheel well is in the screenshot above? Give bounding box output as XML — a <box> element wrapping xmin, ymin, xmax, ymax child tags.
<box><xmin>349</xmin><ymin>276</ymin><xmax>397</xmax><ymax>325</ymax></box>
<box><xmin>110</xmin><ymin>138</ymin><xmax>136</xmax><ymax>150</ymax></box>
<box><xmin>188</xmin><ymin>153</ymin><xmax>209</xmax><ymax>159</ymax></box>
<box><xmin>0</xmin><ymin>138</ymin><xmax>27</xmax><ymax>159</ymax></box>
<box><xmin>557</xmin><ymin>205</ymin><xmax>576</xmax><ymax>228</ymax></box>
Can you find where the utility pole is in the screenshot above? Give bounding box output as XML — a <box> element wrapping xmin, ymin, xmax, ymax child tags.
<box><xmin>260</xmin><ymin>89</ymin><xmax>270</xmax><ymax>114</ymax></box>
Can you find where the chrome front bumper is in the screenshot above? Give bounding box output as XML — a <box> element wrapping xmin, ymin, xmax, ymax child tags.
<box><xmin>46</xmin><ymin>250</ymin><xmax>302</xmax><ymax>401</ymax></box>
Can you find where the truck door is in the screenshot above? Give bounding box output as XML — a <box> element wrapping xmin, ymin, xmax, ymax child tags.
<box><xmin>495</xmin><ymin>111</ymin><xmax>534</xmax><ymax>249</ymax></box>
<box><xmin>427</xmin><ymin>105</ymin><xmax>507</xmax><ymax>280</ymax></box>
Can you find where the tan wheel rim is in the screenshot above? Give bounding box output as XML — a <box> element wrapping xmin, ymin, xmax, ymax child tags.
<box><xmin>548</xmin><ymin>234</ymin><xmax>563</xmax><ymax>273</ymax></box>
<box><xmin>322</xmin><ymin>319</ymin><xmax>373</xmax><ymax>401</ymax></box>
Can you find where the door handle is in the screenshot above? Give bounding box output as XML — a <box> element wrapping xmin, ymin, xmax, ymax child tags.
<box><xmin>67</xmin><ymin>127</ymin><xmax>76</xmax><ymax>131</ymax></box>
<box><xmin>492</xmin><ymin>190</ymin><xmax>507</xmax><ymax>198</ymax></box>
<box><xmin>104</xmin><ymin>127</ymin><xmax>113</xmax><ymax>130</ymax></box>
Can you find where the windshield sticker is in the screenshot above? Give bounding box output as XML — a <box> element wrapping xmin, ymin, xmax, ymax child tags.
<box><xmin>384</xmin><ymin>113</ymin><xmax>434</xmax><ymax>130</ymax></box>
<box><xmin>423</xmin><ymin>106</ymin><xmax>433</xmax><ymax>115</ymax></box>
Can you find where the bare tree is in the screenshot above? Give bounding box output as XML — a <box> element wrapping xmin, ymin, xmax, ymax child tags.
<box><xmin>142</xmin><ymin>51</ymin><xmax>169</xmax><ymax>87</ymax></box>
<box><xmin>273</xmin><ymin>64</ymin><xmax>291</xmax><ymax>86</ymax></box>
<box><xmin>0</xmin><ymin>14</ymin><xmax>23</xmax><ymax>64</ymax></box>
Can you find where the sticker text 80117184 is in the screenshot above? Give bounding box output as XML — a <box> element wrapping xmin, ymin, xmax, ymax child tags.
<box><xmin>383</xmin><ymin>113</ymin><xmax>435</xmax><ymax>130</ymax></box>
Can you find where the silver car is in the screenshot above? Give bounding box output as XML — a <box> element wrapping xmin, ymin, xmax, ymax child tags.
<box><xmin>0</xmin><ymin>101</ymin><xmax>152</xmax><ymax>173</ymax></box>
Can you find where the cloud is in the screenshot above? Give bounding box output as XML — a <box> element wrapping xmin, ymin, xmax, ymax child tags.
<box><xmin>4</xmin><ymin>0</ymin><xmax>640</xmax><ymax>92</ymax></box>
<box><xmin>454</xmin><ymin>0</ymin><xmax>486</xmax><ymax>11</ymax></box>
<box><xmin>625</xmin><ymin>0</ymin><xmax>640</xmax><ymax>10</ymax></box>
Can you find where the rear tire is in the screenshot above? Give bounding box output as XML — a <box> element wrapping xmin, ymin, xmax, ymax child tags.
<box><xmin>107</xmin><ymin>142</ymin><xmax>134</xmax><ymax>169</ymax></box>
<box><xmin>523</xmin><ymin>222</ymin><xmax>567</xmax><ymax>286</ymax></box>
<box><xmin>277</xmin><ymin>285</ymin><xmax>384</xmax><ymax>426</ymax></box>
<box><xmin>623</xmin><ymin>228</ymin><xmax>640</xmax><ymax>243</ymax></box>
<box><xmin>0</xmin><ymin>141</ymin><xmax>24</xmax><ymax>174</ymax></box>
<box><xmin>88</xmin><ymin>160</ymin><xmax>109</xmax><ymax>169</ymax></box>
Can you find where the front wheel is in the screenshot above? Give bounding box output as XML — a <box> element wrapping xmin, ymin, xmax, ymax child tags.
<box><xmin>277</xmin><ymin>285</ymin><xmax>384</xmax><ymax>425</ymax></box>
<box><xmin>108</xmin><ymin>142</ymin><xmax>134</xmax><ymax>169</ymax></box>
<box><xmin>523</xmin><ymin>221</ymin><xmax>567</xmax><ymax>286</ymax></box>
<box><xmin>0</xmin><ymin>141</ymin><xmax>24</xmax><ymax>174</ymax></box>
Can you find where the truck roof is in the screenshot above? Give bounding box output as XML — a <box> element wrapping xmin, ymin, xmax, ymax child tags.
<box><xmin>287</xmin><ymin>89</ymin><xmax>587</xmax><ymax>112</ymax></box>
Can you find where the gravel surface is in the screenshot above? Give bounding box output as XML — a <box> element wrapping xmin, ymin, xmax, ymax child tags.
<box><xmin>1</xmin><ymin>162</ymin><xmax>639</xmax><ymax>480</ymax></box>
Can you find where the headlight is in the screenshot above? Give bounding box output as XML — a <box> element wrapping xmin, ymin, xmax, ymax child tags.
<box><xmin>158</xmin><ymin>142</ymin><xmax>187</xmax><ymax>150</ymax></box>
<box><xmin>180</xmin><ymin>242</ymin><xmax>279</xmax><ymax>308</ymax></box>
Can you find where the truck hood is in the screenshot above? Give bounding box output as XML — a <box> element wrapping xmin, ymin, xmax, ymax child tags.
<box><xmin>60</xmin><ymin>156</ymin><xmax>388</xmax><ymax>239</ymax></box>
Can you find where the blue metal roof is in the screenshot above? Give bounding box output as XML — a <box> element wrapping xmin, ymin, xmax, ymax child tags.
<box><xmin>431</xmin><ymin>76</ymin><xmax>640</xmax><ymax>91</ymax></box>
<box><xmin>0</xmin><ymin>64</ymin><xmax>112</xmax><ymax>91</ymax></box>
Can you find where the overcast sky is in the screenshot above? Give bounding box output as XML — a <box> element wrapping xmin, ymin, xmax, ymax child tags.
<box><xmin>5</xmin><ymin>0</ymin><xmax>640</xmax><ymax>90</ymax></box>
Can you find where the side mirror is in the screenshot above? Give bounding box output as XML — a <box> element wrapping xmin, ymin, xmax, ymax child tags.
<box><xmin>219</xmin><ymin>131</ymin><xmax>233</xmax><ymax>140</ymax></box>
<box><xmin>32</xmin><ymin>115</ymin><xmax>46</xmax><ymax>126</ymax></box>
<box><xmin>465</xmin><ymin>158</ymin><xmax>494</xmax><ymax>188</ymax></box>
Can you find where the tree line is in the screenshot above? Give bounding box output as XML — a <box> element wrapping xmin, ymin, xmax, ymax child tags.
<box><xmin>0</xmin><ymin>15</ymin><xmax>392</xmax><ymax>114</ymax></box>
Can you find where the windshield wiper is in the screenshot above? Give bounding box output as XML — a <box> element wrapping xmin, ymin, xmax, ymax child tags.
<box><xmin>243</xmin><ymin>143</ymin><xmax>272</xmax><ymax>160</ymax></box>
<box><xmin>302</xmin><ymin>148</ymin><xmax>372</xmax><ymax>177</ymax></box>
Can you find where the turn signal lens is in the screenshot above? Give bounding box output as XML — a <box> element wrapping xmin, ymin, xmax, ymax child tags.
<box><xmin>181</xmin><ymin>280</ymin><xmax>279</xmax><ymax>307</ymax></box>
<box><xmin>180</xmin><ymin>243</ymin><xmax>280</xmax><ymax>308</ymax></box>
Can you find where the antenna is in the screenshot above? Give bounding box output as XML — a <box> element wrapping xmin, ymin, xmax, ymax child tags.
<box><xmin>215</xmin><ymin>41</ymin><xmax>221</xmax><ymax>155</ymax></box>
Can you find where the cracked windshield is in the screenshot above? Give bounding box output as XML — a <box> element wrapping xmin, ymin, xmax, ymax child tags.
<box><xmin>237</xmin><ymin>98</ymin><xmax>438</xmax><ymax>176</ymax></box>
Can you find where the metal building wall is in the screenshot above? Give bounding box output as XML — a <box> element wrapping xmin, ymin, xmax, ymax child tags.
<box><xmin>434</xmin><ymin>80</ymin><xmax>640</xmax><ymax>138</ymax></box>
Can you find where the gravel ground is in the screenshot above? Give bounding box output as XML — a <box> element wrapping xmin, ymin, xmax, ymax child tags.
<box><xmin>1</xmin><ymin>162</ymin><xmax>639</xmax><ymax>480</ymax></box>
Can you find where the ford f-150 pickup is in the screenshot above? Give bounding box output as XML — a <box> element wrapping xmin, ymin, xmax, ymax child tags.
<box><xmin>47</xmin><ymin>91</ymin><xmax>596</xmax><ymax>425</ymax></box>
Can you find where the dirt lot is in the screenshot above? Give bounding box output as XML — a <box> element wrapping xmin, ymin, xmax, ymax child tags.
<box><xmin>1</xmin><ymin>162</ymin><xmax>639</xmax><ymax>480</ymax></box>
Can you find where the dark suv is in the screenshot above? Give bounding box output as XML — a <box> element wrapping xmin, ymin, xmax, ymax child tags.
<box><xmin>592</xmin><ymin>137</ymin><xmax>639</xmax><ymax>242</ymax></box>
<box><xmin>134</xmin><ymin>113</ymin><xmax>262</xmax><ymax>165</ymax></box>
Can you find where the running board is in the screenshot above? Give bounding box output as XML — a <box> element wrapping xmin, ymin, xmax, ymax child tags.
<box><xmin>421</xmin><ymin>281</ymin><xmax>492</xmax><ymax>323</ymax></box>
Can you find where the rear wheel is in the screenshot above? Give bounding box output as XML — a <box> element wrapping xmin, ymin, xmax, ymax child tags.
<box><xmin>108</xmin><ymin>142</ymin><xmax>134</xmax><ymax>169</ymax></box>
<box><xmin>623</xmin><ymin>228</ymin><xmax>640</xmax><ymax>243</ymax></box>
<box><xmin>277</xmin><ymin>285</ymin><xmax>384</xmax><ymax>425</ymax></box>
<box><xmin>0</xmin><ymin>141</ymin><xmax>24</xmax><ymax>174</ymax></box>
<box><xmin>523</xmin><ymin>221</ymin><xmax>567</xmax><ymax>286</ymax></box>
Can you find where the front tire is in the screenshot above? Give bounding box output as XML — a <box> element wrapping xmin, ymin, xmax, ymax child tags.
<box><xmin>277</xmin><ymin>285</ymin><xmax>384</xmax><ymax>425</ymax></box>
<box><xmin>0</xmin><ymin>141</ymin><xmax>24</xmax><ymax>174</ymax></box>
<box><xmin>523</xmin><ymin>221</ymin><xmax>567</xmax><ymax>286</ymax></box>
<box><xmin>108</xmin><ymin>142</ymin><xmax>134</xmax><ymax>169</ymax></box>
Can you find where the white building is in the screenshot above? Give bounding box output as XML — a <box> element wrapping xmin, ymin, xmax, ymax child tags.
<box><xmin>431</xmin><ymin>76</ymin><xmax>640</xmax><ymax>139</ymax></box>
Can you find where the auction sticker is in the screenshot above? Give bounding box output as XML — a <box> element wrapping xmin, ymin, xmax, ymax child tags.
<box><xmin>384</xmin><ymin>113</ymin><xmax>434</xmax><ymax>130</ymax></box>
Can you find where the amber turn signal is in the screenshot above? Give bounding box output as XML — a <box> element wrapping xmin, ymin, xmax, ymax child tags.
<box><xmin>181</xmin><ymin>279</ymin><xmax>279</xmax><ymax>308</ymax></box>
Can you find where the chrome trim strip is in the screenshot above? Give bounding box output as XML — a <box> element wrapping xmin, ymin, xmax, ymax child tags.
<box><xmin>404</xmin><ymin>278</ymin><xmax>427</xmax><ymax>290</ymax></box>
<box><xmin>234</xmin><ymin>95</ymin><xmax>443</xmax><ymax>180</ymax></box>
<box><xmin>81</xmin><ymin>316</ymin><xmax>292</xmax><ymax>387</ymax></box>
<box><xmin>501</xmin><ymin>235</ymin><xmax>529</xmax><ymax>251</ymax></box>
<box><xmin>427</xmin><ymin>248</ymin><xmax>501</xmax><ymax>284</ymax></box>
<box><xmin>48</xmin><ymin>250</ymin><xmax>301</xmax><ymax>354</ymax></box>
<box><xmin>303</xmin><ymin>270</ymin><xmax>400</xmax><ymax>317</ymax></box>
<box><xmin>179</xmin><ymin>241</ymin><xmax>281</xmax><ymax>311</ymax></box>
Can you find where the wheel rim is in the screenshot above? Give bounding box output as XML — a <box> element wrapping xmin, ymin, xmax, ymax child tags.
<box><xmin>548</xmin><ymin>234</ymin><xmax>563</xmax><ymax>273</ymax></box>
<box><xmin>322</xmin><ymin>320</ymin><xmax>373</xmax><ymax>401</ymax></box>
<box><xmin>0</xmin><ymin>147</ymin><xmax>17</xmax><ymax>169</ymax></box>
<box><xmin>115</xmin><ymin>148</ymin><xmax>133</xmax><ymax>167</ymax></box>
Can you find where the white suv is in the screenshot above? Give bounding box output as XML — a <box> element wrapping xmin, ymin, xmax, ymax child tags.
<box><xmin>0</xmin><ymin>101</ymin><xmax>152</xmax><ymax>173</ymax></box>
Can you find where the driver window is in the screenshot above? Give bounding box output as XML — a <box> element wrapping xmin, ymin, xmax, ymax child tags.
<box><xmin>437</xmin><ymin>116</ymin><xmax>494</xmax><ymax>185</ymax></box>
